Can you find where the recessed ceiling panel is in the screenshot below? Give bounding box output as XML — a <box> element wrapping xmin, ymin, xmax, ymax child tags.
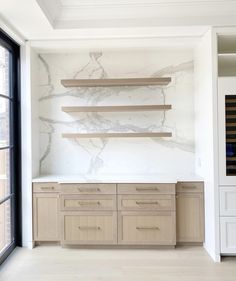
<box><xmin>36</xmin><ymin>0</ymin><xmax>236</xmax><ymax>29</ymax></box>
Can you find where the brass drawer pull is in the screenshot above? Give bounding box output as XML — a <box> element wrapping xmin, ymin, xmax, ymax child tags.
<box><xmin>78</xmin><ymin>226</ymin><xmax>101</xmax><ymax>230</ymax></box>
<box><xmin>136</xmin><ymin>187</ymin><xmax>159</xmax><ymax>192</ymax></box>
<box><xmin>136</xmin><ymin>226</ymin><xmax>159</xmax><ymax>230</ymax></box>
<box><xmin>78</xmin><ymin>188</ymin><xmax>101</xmax><ymax>192</ymax></box>
<box><xmin>40</xmin><ymin>186</ymin><xmax>55</xmax><ymax>190</ymax></box>
<box><xmin>136</xmin><ymin>201</ymin><xmax>159</xmax><ymax>205</ymax></box>
<box><xmin>77</xmin><ymin>201</ymin><xmax>101</xmax><ymax>205</ymax></box>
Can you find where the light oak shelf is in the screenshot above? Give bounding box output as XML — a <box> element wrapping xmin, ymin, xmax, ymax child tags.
<box><xmin>62</xmin><ymin>132</ymin><xmax>172</xmax><ymax>138</ymax></box>
<box><xmin>61</xmin><ymin>77</ymin><xmax>171</xmax><ymax>87</ymax></box>
<box><xmin>62</xmin><ymin>105</ymin><xmax>172</xmax><ymax>113</ymax></box>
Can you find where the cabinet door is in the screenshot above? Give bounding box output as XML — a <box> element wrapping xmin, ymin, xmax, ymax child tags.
<box><xmin>176</xmin><ymin>193</ymin><xmax>204</xmax><ymax>243</ymax></box>
<box><xmin>33</xmin><ymin>193</ymin><xmax>60</xmax><ymax>241</ymax></box>
<box><xmin>221</xmin><ymin>217</ymin><xmax>236</xmax><ymax>254</ymax></box>
<box><xmin>118</xmin><ymin>211</ymin><xmax>176</xmax><ymax>245</ymax></box>
<box><xmin>62</xmin><ymin>211</ymin><xmax>117</xmax><ymax>245</ymax></box>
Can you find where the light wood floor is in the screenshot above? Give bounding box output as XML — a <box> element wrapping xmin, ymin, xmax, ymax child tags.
<box><xmin>0</xmin><ymin>246</ymin><xmax>236</xmax><ymax>281</ymax></box>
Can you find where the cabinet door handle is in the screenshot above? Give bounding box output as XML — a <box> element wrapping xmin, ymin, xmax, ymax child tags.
<box><xmin>78</xmin><ymin>226</ymin><xmax>101</xmax><ymax>230</ymax></box>
<box><xmin>78</xmin><ymin>188</ymin><xmax>101</xmax><ymax>192</ymax></box>
<box><xmin>136</xmin><ymin>226</ymin><xmax>159</xmax><ymax>230</ymax></box>
<box><xmin>136</xmin><ymin>201</ymin><xmax>159</xmax><ymax>205</ymax></box>
<box><xmin>40</xmin><ymin>186</ymin><xmax>55</xmax><ymax>190</ymax></box>
<box><xmin>77</xmin><ymin>201</ymin><xmax>100</xmax><ymax>205</ymax></box>
<box><xmin>136</xmin><ymin>187</ymin><xmax>159</xmax><ymax>192</ymax></box>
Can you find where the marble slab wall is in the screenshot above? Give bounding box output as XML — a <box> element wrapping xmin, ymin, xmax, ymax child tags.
<box><xmin>36</xmin><ymin>49</ymin><xmax>195</xmax><ymax>176</ymax></box>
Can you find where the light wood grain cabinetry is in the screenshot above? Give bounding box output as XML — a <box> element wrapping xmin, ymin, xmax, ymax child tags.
<box><xmin>33</xmin><ymin>191</ymin><xmax>60</xmax><ymax>241</ymax></box>
<box><xmin>33</xmin><ymin>181</ymin><xmax>204</xmax><ymax>246</ymax></box>
<box><xmin>176</xmin><ymin>182</ymin><xmax>204</xmax><ymax>243</ymax></box>
<box><xmin>117</xmin><ymin>183</ymin><xmax>176</xmax><ymax>245</ymax></box>
<box><xmin>118</xmin><ymin>211</ymin><xmax>176</xmax><ymax>245</ymax></box>
<box><xmin>62</xmin><ymin>211</ymin><xmax>117</xmax><ymax>245</ymax></box>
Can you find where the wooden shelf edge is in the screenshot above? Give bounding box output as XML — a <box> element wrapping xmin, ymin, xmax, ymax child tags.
<box><xmin>62</xmin><ymin>132</ymin><xmax>172</xmax><ymax>138</ymax></box>
<box><xmin>61</xmin><ymin>77</ymin><xmax>171</xmax><ymax>87</ymax></box>
<box><xmin>61</xmin><ymin>105</ymin><xmax>172</xmax><ymax>113</ymax></box>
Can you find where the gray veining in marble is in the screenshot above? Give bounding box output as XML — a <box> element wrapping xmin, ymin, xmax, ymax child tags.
<box><xmin>36</xmin><ymin>50</ymin><xmax>195</xmax><ymax>175</ymax></box>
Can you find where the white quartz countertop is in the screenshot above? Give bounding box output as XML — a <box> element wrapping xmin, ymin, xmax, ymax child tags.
<box><xmin>32</xmin><ymin>174</ymin><xmax>204</xmax><ymax>184</ymax></box>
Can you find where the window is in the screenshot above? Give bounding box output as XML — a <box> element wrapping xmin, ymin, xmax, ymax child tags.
<box><xmin>0</xmin><ymin>29</ymin><xmax>21</xmax><ymax>265</ymax></box>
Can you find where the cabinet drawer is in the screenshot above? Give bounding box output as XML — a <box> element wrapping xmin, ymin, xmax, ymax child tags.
<box><xmin>33</xmin><ymin>182</ymin><xmax>60</xmax><ymax>193</ymax></box>
<box><xmin>117</xmin><ymin>184</ymin><xmax>175</xmax><ymax>195</ymax></box>
<box><xmin>220</xmin><ymin>217</ymin><xmax>236</xmax><ymax>254</ymax></box>
<box><xmin>118</xmin><ymin>195</ymin><xmax>175</xmax><ymax>211</ymax></box>
<box><xmin>118</xmin><ymin>211</ymin><xmax>176</xmax><ymax>245</ymax></box>
<box><xmin>220</xmin><ymin>187</ymin><xmax>236</xmax><ymax>216</ymax></box>
<box><xmin>61</xmin><ymin>195</ymin><xmax>116</xmax><ymax>211</ymax></box>
<box><xmin>62</xmin><ymin>212</ymin><xmax>117</xmax><ymax>245</ymax></box>
<box><xmin>60</xmin><ymin>184</ymin><xmax>116</xmax><ymax>195</ymax></box>
<box><xmin>176</xmin><ymin>182</ymin><xmax>204</xmax><ymax>193</ymax></box>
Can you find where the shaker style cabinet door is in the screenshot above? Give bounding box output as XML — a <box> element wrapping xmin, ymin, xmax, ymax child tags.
<box><xmin>33</xmin><ymin>193</ymin><xmax>60</xmax><ymax>241</ymax></box>
<box><xmin>176</xmin><ymin>193</ymin><xmax>204</xmax><ymax>243</ymax></box>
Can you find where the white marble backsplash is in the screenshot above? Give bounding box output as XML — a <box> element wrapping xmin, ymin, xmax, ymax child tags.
<box><xmin>36</xmin><ymin>50</ymin><xmax>195</xmax><ymax>176</ymax></box>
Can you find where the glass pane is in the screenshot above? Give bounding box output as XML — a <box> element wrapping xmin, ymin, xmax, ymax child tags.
<box><xmin>0</xmin><ymin>45</ymin><xmax>10</xmax><ymax>97</ymax></box>
<box><xmin>0</xmin><ymin>199</ymin><xmax>12</xmax><ymax>254</ymax></box>
<box><xmin>0</xmin><ymin>97</ymin><xmax>10</xmax><ymax>147</ymax></box>
<box><xmin>0</xmin><ymin>149</ymin><xmax>10</xmax><ymax>200</ymax></box>
<box><xmin>226</xmin><ymin>95</ymin><xmax>236</xmax><ymax>175</ymax></box>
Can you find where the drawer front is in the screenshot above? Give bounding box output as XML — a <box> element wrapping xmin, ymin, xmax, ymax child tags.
<box><xmin>61</xmin><ymin>195</ymin><xmax>116</xmax><ymax>211</ymax></box>
<box><xmin>220</xmin><ymin>217</ymin><xmax>236</xmax><ymax>254</ymax></box>
<box><xmin>33</xmin><ymin>182</ymin><xmax>60</xmax><ymax>193</ymax></box>
<box><xmin>176</xmin><ymin>182</ymin><xmax>204</xmax><ymax>193</ymax></box>
<box><xmin>62</xmin><ymin>212</ymin><xmax>117</xmax><ymax>245</ymax></box>
<box><xmin>220</xmin><ymin>187</ymin><xmax>236</xmax><ymax>216</ymax></box>
<box><xmin>118</xmin><ymin>211</ymin><xmax>176</xmax><ymax>245</ymax></box>
<box><xmin>117</xmin><ymin>184</ymin><xmax>175</xmax><ymax>195</ymax></box>
<box><xmin>60</xmin><ymin>184</ymin><xmax>116</xmax><ymax>195</ymax></box>
<box><xmin>118</xmin><ymin>195</ymin><xmax>175</xmax><ymax>211</ymax></box>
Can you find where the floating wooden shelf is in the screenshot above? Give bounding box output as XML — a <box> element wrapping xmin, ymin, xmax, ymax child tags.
<box><xmin>62</xmin><ymin>105</ymin><xmax>172</xmax><ymax>113</ymax></box>
<box><xmin>61</xmin><ymin>77</ymin><xmax>171</xmax><ymax>88</ymax></box>
<box><xmin>62</xmin><ymin>132</ymin><xmax>172</xmax><ymax>138</ymax></box>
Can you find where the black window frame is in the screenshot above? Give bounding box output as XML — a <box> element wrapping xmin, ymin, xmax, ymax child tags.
<box><xmin>0</xmin><ymin>29</ymin><xmax>21</xmax><ymax>266</ymax></box>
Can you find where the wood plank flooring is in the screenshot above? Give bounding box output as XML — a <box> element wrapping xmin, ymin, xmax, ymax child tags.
<box><xmin>0</xmin><ymin>246</ymin><xmax>236</xmax><ymax>281</ymax></box>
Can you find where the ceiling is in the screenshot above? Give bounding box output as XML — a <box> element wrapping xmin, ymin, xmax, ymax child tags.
<box><xmin>37</xmin><ymin>0</ymin><xmax>236</xmax><ymax>29</ymax></box>
<box><xmin>1</xmin><ymin>0</ymin><xmax>236</xmax><ymax>49</ymax></box>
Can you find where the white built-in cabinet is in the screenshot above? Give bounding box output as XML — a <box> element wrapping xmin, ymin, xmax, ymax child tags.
<box><xmin>218</xmin><ymin>35</ymin><xmax>236</xmax><ymax>255</ymax></box>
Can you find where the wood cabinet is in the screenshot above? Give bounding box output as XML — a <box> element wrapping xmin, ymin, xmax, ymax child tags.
<box><xmin>61</xmin><ymin>211</ymin><xmax>117</xmax><ymax>245</ymax></box>
<box><xmin>33</xmin><ymin>192</ymin><xmax>60</xmax><ymax>241</ymax></box>
<box><xmin>118</xmin><ymin>211</ymin><xmax>176</xmax><ymax>245</ymax></box>
<box><xmin>176</xmin><ymin>182</ymin><xmax>204</xmax><ymax>243</ymax></box>
<box><xmin>33</xmin><ymin>181</ymin><xmax>204</xmax><ymax>246</ymax></box>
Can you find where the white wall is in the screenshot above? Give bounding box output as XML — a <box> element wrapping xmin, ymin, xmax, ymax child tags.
<box><xmin>194</xmin><ymin>28</ymin><xmax>220</xmax><ymax>261</ymax></box>
<box><xmin>33</xmin><ymin>49</ymin><xmax>195</xmax><ymax>177</ymax></box>
<box><xmin>21</xmin><ymin>42</ymin><xmax>33</xmax><ymax>248</ymax></box>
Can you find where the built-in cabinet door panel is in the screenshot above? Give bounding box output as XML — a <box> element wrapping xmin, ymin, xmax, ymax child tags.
<box><xmin>33</xmin><ymin>182</ymin><xmax>60</xmax><ymax>193</ymax></box>
<box><xmin>118</xmin><ymin>195</ymin><xmax>175</xmax><ymax>211</ymax></box>
<box><xmin>176</xmin><ymin>193</ymin><xmax>204</xmax><ymax>243</ymax></box>
<box><xmin>61</xmin><ymin>195</ymin><xmax>116</xmax><ymax>211</ymax></box>
<box><xmin>117</xmin><ymin>184</ymin><xmax>175</xmax><ymax>195</ymax></box>
<box><xmin>62</xmin><ymin>211</ymin><xmax>117</xmax><ymax>245</ymax></box>
<box><xmin>220</xmin><ymin>187</ymin><xmax>236</xmax><ymax>216</ymax></box>
<box><xmin>33</xmin><ymin>193</ymin><xmax>60</xmax><ymax>241</ymax></box>
<box><xmin>60</xmin><ymin>184</ymin><xmax>116</xmax><ymax>195</ymax></box>
<box><xmin>221</xmin><ymin>217</ymin><xmax>236</xmax><ymax>254</ymax></box>
<box><xmin>118</xmin><ymin>211</ymin><xmax>176</xmax><ymax>245</ymax></box>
